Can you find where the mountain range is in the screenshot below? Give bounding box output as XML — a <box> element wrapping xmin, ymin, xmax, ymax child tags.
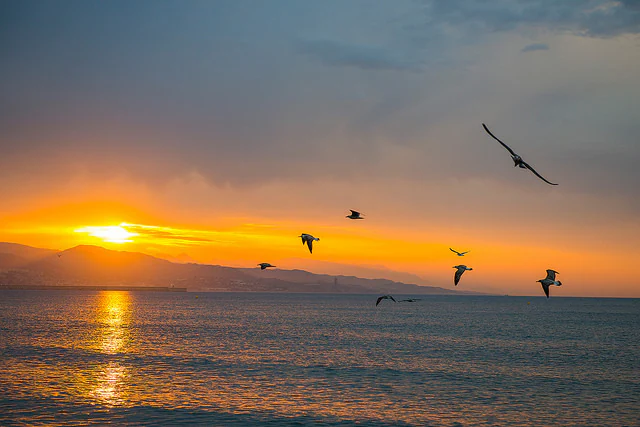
<box><xmin>0</xmin><ymin>242</ymin><xmax>479</xmax><ymax>295</ymax></box>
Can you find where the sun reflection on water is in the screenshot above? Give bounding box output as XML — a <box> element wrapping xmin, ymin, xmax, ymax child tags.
<box><xmin>90</xmin><ymin>291</ymin><xmax>131</xmax><ymax>406</ymax></box>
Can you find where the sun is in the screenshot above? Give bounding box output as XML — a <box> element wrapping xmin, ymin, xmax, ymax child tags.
<box><xmin>75</xmin><ymin>225</ymin><xmax>138</xmax><ymax>244</ymax></box>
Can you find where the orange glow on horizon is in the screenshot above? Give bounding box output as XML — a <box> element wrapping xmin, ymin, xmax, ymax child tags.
<box><xmin>1</xmin><ymin>202</ymin><xmax>639</xmax><ymax>297</ymax></box>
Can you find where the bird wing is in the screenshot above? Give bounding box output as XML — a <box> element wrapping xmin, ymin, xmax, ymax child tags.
<box><xmin>545</xmin><ymin>269</ymin><xmax>558</xmax><ymax>281</ymax></box>
<box><xmin>389</xmin><ymin>295</ymin><xmax>396</xmax><ymax>302</ymax></box>
<box><xmin>522</xmin><ymin>161</ymin><xmax>558</xmax><ymax>185</ymax></box>
<box><xmin>449</xmin><ymin>248</ymin><xmax>460</xmax><ymax>255</ymax></box>
<box><xmin>306</xmin><ymin>238</ymin><xmax>313</xmax><ymax>253</ymax></box>
<box><xmin>350</xmin><ymin>210</ymin><xmax>360</xmax><ymax>216</ymax></box>
<box><xmin>301</xmin><ymin>236</ymin><xmax>306</xmax><ymax>245</ymax></box>
<box><xmin>454</xmin><ymin>268</ymin><xmax>464</xmax><ymax>286</ymax></box>
<box><xmin>376</xmin><ymin>296</ymin><xmax>384</xmax><ymax>306</ymax></box>
<box><xmin>541</xmin><ymin>282</ymin><xmax>550</xmax><ymax>298</ymax></box>
<box><xmin>482</xmin><ymin>123</ymin><xmax>517</xmax><ymax>156</ymax></box>
<box><xmin>460</xmin><ymin>250</ymin><xmax>470</xmax><ymax>255</ymax></box>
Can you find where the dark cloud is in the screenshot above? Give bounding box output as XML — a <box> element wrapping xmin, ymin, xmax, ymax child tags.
<box><xmin>422</xmin><ymin>0</ymin><xmax>640</xmax><ymax>38</ymax></box>
<box><xmin>521</xmin><ymin>43</ymin><xmax>549</xmax><ymax>52</ymax></box>
<box><xmin>297</xmin><ymin>40</ymin><xmax>422</xmax><ymax>72</ymax></box>
<box><xmin>0</xmin><ymin>0</ymin><xmax>639</xmax><ymax>216</ymax></box>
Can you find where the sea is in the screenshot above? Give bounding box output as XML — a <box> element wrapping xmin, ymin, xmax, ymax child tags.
<box><xmin>0</xmin><ymin>290</ymin><xmax>638</xmax><ymax>426</ymax></box>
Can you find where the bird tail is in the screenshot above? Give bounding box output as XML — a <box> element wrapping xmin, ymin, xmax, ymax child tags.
<box><xmin>557</xmin><ymin>281</ymin><xmax>562</xmax><ymax>286</ymax></box>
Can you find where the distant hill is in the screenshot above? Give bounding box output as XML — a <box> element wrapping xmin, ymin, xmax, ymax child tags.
<box><xmin>0</xmin><ymin>242</ymin><xmax>480</xmax><ymax>295</ymax></box>
<box><xmin>0</xmin><ymin>242</ymin><xmax>57</xmax><ymax>266</ymax></box>
<box><xmin>0</xmin><ymin>253</ymin><xmax>29</xmax><ymax>270</ymax></box>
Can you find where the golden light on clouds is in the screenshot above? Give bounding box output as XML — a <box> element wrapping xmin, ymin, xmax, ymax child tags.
<box><xmin>75</xmin><ymin>224</ymin><xmax>138</xmax><ymax>244</ymax></box>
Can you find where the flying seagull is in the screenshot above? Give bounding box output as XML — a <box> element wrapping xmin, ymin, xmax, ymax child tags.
<box><xmin>398</xmin><ymin>298</ymin><xmax>422</xmax><ymax>303</ymax></box>
<box><xmin>56</xmin><ymin>253</ymin><xmax>63</xmax><ymax>258</ymax></box>
<box><xmin>258</xmin><ymin>263</ymin><xmax>276</xmax><ymax>270</ymax></box>
<box><xmin>453</xmin><ymin>265</ymin><xmax>473</xmax><ymax>286</ymax></box>
<box><xmin>346</xmin><ymin>210</ymin><xmax>365</xmax><ymax>220</ymax></box>
<box><xmin>450</xmin><ymin>248</ymin><xmax>470</xmax><ymax>256</ymax></box>
<box><xmin>537</xmin><ymin>269</ymin><xmax>562</xmax><ymax>298</ymax></box>
<box><xmin>299</xmin><ymin>233</ymin><xmax>319</xmax><ymax>254</ymax></box>
<box><xmin>482</xmin><ymin>123</ymin><xmax>558</xmax><ymax>185</ymax></box>
<box><xmin>376</xmin><ymin>295</ymin><xmax>397</xmax><ymax>306</ymax></box>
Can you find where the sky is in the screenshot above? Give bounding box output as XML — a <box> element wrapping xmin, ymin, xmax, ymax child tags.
<box><xmin>1</xmin><ymin>0</ymin><xmax>639</xmax><ymax>297</ymax></box>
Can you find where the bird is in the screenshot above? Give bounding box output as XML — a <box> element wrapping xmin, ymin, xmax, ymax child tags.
<box><xmin>258</xmin><ymin>263</ymin><xmax>276</xmax><ymax>270</ymax></box>
<box><xmin>398</xmin><ymin>298</ymin><xmax>421</xmax><ymax>303</ymax></box>
<box><xmin>537</xmin><ymin>269</ymin><xmax>562</xmax><ymax>298</ymax></box>
<box><xmin>376</xmin><ymin>295</ymin><xmax>396</xmax><ymax>306</ymax></box>
<box><xmin>346</xmin><ymin>210</ymin><xmax>364</xmax><ymax>220</ymax></box>
<box><xmin>482</xmin><ymin>123</ymin><xmax>558</xmax><ymax>185</ymax></box>
<box><xmin>56</xmin><ymin>253</ymin><xmax>63</xmax><ymax>258</ymax></box>
<box><xmin>450</xmin><ymin>248</ymin><xmax>470</xmax><ymax>256</ymax></box>
<box><xmin>299</xmin><ymin>233</ymin><xmax>319</xmax><ymax>253</ymax></box>
<box><xmin>453</xmin><ymin>265</ymin><xmax>473</xmax><ymax>286</ymax></box>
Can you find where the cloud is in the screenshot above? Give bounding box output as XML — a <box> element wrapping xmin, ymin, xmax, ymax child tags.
<box><xmin>122</xmin><ymin>224</ymin><xmax>215</xmax><ymax>245</ymax></box>
<box><xmin>296</xmin><ymin>39</ymin><xmax>422</xmax><ymax>72</ymax></box>
<box><xmin>421</xmin><ymin>0</ymin><xmax>640</xmax><ymax>38</ymax></box>
<box><xmin>521</xmin><ymin>43</ymin><xmax>549</xmax><ymax>52</ymax></box>
<box><xmin>0</xmin><ymin>0</ymin><xmax>639</xmax><ymax>216</ymax></box>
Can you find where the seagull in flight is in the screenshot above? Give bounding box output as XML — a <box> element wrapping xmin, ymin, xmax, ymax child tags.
<box><xmin>258</xmin><ymin>263</ymin><xmax>276</xmax><ymax>270</ymax></box>
<box><xmin>453</xmin><ymin>265</ymin><xmax>473</xmax><ymax>286</ymax></box>
<box><xmin>299</xmin><ymin>233</ymin><xmax>319</xmax><ymax>254</ymax></box>
<box><xmin>56</xmin><ymin>253</ymin><xmax>63</xmax><ymax>258</ymax></box>
<box><xmin>398</xmin><ymin>298</ymin><xmax>421</xmax><ymax>303</ymax></box>
<box><xmin>376</xmin><ymin>295</ymin><xmax>396</xmax><ymax>306</ymax></box>
<box><xmin>482</xmin><ymin>123</ymin><xmax>558</xmax><ymax>185</ymax></box>
<box><xmin>346</xmin><ymin>210</ymin><xmax>365</xmax><ymax>220</ymax></box>
<box><xmin>537</xmin><ymin>269</ymin><xmax>562</xmax><ymax>298</ymax></box>
<box><xmin>450</xmin><ymin>248</ymin><xmax>470</xmax><ymax>256</ymax></box>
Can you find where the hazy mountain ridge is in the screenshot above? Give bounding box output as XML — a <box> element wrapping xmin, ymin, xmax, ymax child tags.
<box><xmin>0</xmin><ymin>242</ymin><xmax>479</xmax><ymax>295</ymax></box>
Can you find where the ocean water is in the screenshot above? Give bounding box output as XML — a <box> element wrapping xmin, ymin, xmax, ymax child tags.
<box><xmin>0</xmin><ymin>291</ymin><xmax>638</xmax><ymax>426</ymax></box>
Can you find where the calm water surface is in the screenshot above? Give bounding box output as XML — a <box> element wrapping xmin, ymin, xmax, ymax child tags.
<box><xmin>0</xmin><ymin>291</ymin><xmax>638</xmax><ymax>426</ymax></box>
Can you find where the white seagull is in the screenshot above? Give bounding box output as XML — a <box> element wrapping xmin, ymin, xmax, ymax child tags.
<box><xmin>453</xmin><ymin>265</ymin><xmax>473</xmax><ymax>286</ymax></box>
<box><xmin>450</xmin><ymin>248</ymin><xmax>470</xmax><ymax>256</ymax></box>
<box><xmin>346</xmin><ymin>210</ymin><xmax>365</xmax><ymax>220</ymax></box>
<box><xmin>537</xmin><ymin>269</ymin><xmax>562</xmax><ymax>298</ymax></box>
<box><xmin>299</xmin><ymin>233</ymin><xmax>319</xmax><ymax>254</ymax></box>
<box><xmin>482</xmin><ymin>123</ymin><xmax>558</xmax><ymax>185</ymax></box>
<box><xmin>376</xmin><ymin>295</ymin><xmax>396</xmax><ymax>306</ymax></box>
<box><xmin>258</xmin><ymin>263</ymin><xmax>276</xmax><ymax>270</ymax></box>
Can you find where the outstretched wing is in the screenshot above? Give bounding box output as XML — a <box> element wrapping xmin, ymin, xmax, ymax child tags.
<box><xmin>522</xmin><ymin>161</ymin><xmax>558</xmax><ymax>185</ymax></box>
<box><xmin>449</xmin><ymin>248</ymin><xmax>460</xmax><ymax>255</ymax></box>
<box><xmin>350</xmin><ymin>210</ymin><xmax>360</xmax><ymax>216</ymax></box>
<box><xmin>482</xmin><ymin>123</ymin><xmax>517</xmax><ymax>156</ymax></box>
<box><xmin>389</xmin><ymin>295</ymin><xmax>396</xmax><ymax>302</ymax></box>
<box><xmin>541</xmin><ymin>282</ymin><xmax>550</xmax><ymax>298</ymax></box>
<box><xmin>545</xmin><ymin>269</ymin><xmax>558</xmax><ymax>281</ymax></box>
<box><xmin>306</xmin><ymin>239</ymin><xmax>313</xmax><ymax>253</ymax></box>
<box><xmin>460</xmin><ymin>251</ymin><xmax>470</xmax><ymax>255</ymax></box>
<box><xmin>454</xmin><ymin>268</ymin><xmax>464</xmax><ymax>286</ymax></box>
<box><xmin>376</xmin><ymin>296</ymin><xmax>384</xmax><ymax>306</ymax></box>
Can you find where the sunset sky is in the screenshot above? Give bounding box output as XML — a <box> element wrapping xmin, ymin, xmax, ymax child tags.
<box><xmin>1</xmin><ymin>1</ymin><xmax>639</xmax><ymax>297</ymax></box>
